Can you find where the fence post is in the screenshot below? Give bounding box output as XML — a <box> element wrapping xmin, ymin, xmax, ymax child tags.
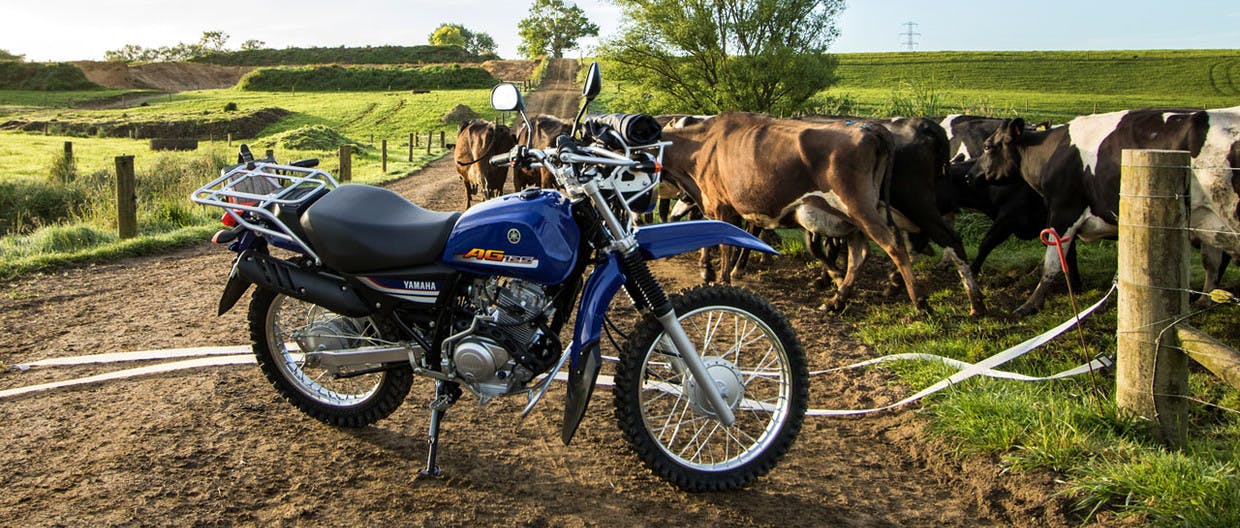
<box><xmin>415</xmin><ymin>132</ymin><xmax>420</xmax><ymax>147</ymax></box>
<box><xmin>1116</xmin><ymin>149</ymin><xmax>1191</xmax><ymax>447</ymax></box>
<box><xmin>439</xmin><ymin>131</ymin><xmax>445</xmax><ymax>149</ymax></box>
<box><xmin>63</xmin><ymin>141</ymin><xmax>73</xmax><ymax>164</ymax></box>
<box><xmin>408</xmin><ymin>133</ymin><xmax>414</xmax><ymax>162</ymax></box>
<box><xmin>227</xmin><ymin>133</ymin><xmax>232</xmax><ymax>147</ymax></box>
<box><xmin>427</xmin><ymin>131</ymin><xmax>433</xmax><ymax>155</ymax></box>
<box><xmin>338</xmin><ymin>145</ymin><xmax>352</xmax><ymax>182</ymax></box>
<box><xmin>381</xmin><ymin>139</ymin><xmax>388</xmax><ymax>173</ymax></box>
<box><xmin>115</xmin><ymin>155</ymin><xmax>137</xmax><ymax>239</ymax></box>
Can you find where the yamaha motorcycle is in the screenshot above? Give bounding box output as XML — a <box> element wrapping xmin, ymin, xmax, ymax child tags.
<box><xmin>192</xmin><ymin>63</ymin><xmax>808</xmax><ymax>491</ymax></box>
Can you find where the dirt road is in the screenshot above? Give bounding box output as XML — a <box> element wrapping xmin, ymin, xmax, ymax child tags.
<box><xmin>0</xmin><ymin>157</ymin><xmax>1088</xmax><ymax>526</ymax></box>
<box><xmin>524</xmin><ymin>59</ymin><xmax>582</xmax><ymax>119</ymax></box>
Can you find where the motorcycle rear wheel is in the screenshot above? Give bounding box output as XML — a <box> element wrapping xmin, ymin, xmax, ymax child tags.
<box><xmin>249</xmin><ymin>287</ymin><xmax>412</xmax><ymax>427</ymax></box>
<box><xmin>613</xmin><ymin>285</ymin><xmax>808</xmax><ymax>491</ymax></box>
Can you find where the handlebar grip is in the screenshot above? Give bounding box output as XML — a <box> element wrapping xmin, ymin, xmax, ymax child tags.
<box><xmin>490</xmin><ymin>153</ymin><xmax>513</xmax><ymax>167</ymax></box>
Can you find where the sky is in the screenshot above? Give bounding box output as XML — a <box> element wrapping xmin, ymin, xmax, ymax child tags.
<box><xmin>0</xmin><ymin>0</ymin><xmax>1236</xmax><ymax>62</ymax></box>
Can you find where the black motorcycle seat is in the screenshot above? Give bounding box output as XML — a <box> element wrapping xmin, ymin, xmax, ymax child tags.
<box><xmin>301</xmin><ymin>184</ymin><xmax>460</xmax><ymax>273</ymax></box>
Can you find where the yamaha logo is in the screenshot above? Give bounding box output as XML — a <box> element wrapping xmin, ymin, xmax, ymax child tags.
<box><xmin>507</xmin><ymin>228</ymin><xmax>521</xmax><ymax>244</ymax></box>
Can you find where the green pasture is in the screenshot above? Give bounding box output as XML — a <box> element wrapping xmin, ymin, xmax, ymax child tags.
<box><xmin>821</xmin><ymin>49</ymin><xmax>1240</xmax><ymax>122</ymax></box>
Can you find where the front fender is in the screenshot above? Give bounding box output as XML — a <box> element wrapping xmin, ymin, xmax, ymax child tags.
<box><xmin>636</xmin><ymin>220</ymin><xmax>778</xmax><ymax>260</ymax></box>
<box><xmin>560</xmin><ymin>220</ymin><xmax>774</xmax><ymax>444</ymax></box>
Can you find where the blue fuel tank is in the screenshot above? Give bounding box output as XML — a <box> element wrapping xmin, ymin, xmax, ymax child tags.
<box><xmin>442</xmin><ymin>189</ymin><xmax>581</xmax><ymax>285</ymax></box>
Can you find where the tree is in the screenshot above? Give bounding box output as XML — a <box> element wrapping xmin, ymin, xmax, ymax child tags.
<box><xmin>517</xmin><ymin>0</ymin><xmax>599</xmax><ymax>59</ymax></box>
<box><xmin>0</xmin><ymin>49</ymin><xmax>23</xmax><ymax>61</ymax></box>
<box><xmin>429</xmin><ymin>23</ymin><xmax>498</xmax><ymax>56</ymax></box>
<box><xmin>429</xmin><ymin>24</ymin><xmax>467</xmax><ymax>49</ymax></box>
<box><xmin>598</xmin><ymin>0</ymin><xmax>843</xmax><ymax>116</ymax></box>
<box><xmin>198</xmin><ymin>31</ymin><xmax>230</xmax><ymax>53</ymax></box>
<box><xmin>240</xmin><ymin>39</ymin><xmax>266</xmax><ymax>51</ymax></box>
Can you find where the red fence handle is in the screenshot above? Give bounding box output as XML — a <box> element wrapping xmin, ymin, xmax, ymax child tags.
<box><xmin>1039</xmin><ymin>228</ymin><xmax>1072</xmax><ymax>274</ymax></box>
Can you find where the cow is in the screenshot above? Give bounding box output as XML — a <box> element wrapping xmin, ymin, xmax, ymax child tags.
<box><xmin>660</xmin><ymin>112</ymin><xmax>929</xmax><ymax>313</ymax></box>
<box><xmin>939</xmin><ymin>115</ymin><xmax>1080</xmax><ymax>285</ymax></box>
<box><xmin>971</xmin><ymin>107</ymin><xmax>1240</xmax><ymax>315</ymax></box>
<box><xmin>454</xmin><ymin>119</ymin><xmax>516</xmax><ymax>208</ymax></box>
<box><xmin>801</xmin><ymin>115</ymin><xmax>986</xmax><ymax>316</ymax></box>
<box><xmin>513</xmin><ymin>114</ymin><xmax>571</xmax><ymax>190</ymax></box>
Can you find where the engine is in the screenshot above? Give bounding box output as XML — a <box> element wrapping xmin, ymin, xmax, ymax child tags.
<box><xmin>451</xmin><ymin>277</ymin><xmax>557</xmax><ymax>396</ymax></box>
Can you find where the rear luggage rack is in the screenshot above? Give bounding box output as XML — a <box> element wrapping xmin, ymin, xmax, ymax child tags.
<box><xmin>191</xmin><ymin>162</ymin><xmax>338</xmax><ymax>264</ymax></box>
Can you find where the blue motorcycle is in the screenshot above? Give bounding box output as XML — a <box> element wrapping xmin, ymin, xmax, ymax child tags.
<box><xmin>192</xmin><ymin>63</ymin><xmax>807</xmax><ymax>491</ymax></box>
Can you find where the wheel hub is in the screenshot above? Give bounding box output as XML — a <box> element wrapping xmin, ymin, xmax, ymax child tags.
<box><xmin>684</xmin><ymin>356</ymin><xmax>744</xmax><ymax>417</ymax></box>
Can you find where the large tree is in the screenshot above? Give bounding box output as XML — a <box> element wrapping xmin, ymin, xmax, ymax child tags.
<box><xmin>429</xmin><ymin>23</ymin><xmax>497</xmax><ymax>56</ymax></box>
<box><xmin>0</xmin><ymin>49</ymin><xmax>23</xmax><ymax>61</ymax></box>
<box><xmin>517</xmin><ymin>0</ymin><xmax>599</xmax><ymax>59</ymax></box>
<box><xmin>599</xmin><ymin>0</ymin><xmax>843</xmax><ymax>116</ymax></box>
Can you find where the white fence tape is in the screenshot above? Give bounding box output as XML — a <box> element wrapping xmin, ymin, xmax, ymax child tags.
<box><xmin>0</xmin><ymin>355</ymin><xmax>255</xmax><ymax>399</ymax></box>
<box><xmin>12</xmin><ymin>346</ymin><xmax>250</xmax><ymax>371</ymax></box>
<box><xmin>4</xmin><ymin>284</ymin><xmax>1115</xmax><ymax>413</ymax></box>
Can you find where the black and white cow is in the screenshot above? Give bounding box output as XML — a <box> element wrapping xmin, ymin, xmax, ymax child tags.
<box><xmin>939</xmin><ymin>115</ymin><xmax>1080</xmax><ymax>284</ymax></box>
<box><xmin>971</xmin><ymin>107</ymin><xmax>1240</xmax><ymax>315</ymax></box>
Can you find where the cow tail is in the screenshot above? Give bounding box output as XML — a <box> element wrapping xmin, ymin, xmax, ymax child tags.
<box><xmin>878</xmin><ymin>138</ymin><xmax>896</xmax><ymax>229</ymax></box>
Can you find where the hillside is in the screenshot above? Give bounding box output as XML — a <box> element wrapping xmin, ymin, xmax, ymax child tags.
<box><xmin>74</xmin><ymin>61</ymin><xmax>253</xmax><ymax>91</ymax></box>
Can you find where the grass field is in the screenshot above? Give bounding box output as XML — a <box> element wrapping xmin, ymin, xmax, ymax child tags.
<box><xmin>820</xmin><ymin>49</ymin><xmax>1240</xmax><ymax>122</ymax></box>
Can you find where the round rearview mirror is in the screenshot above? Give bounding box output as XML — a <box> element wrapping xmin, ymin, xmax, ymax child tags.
<box><xmin>582</xmin><ymin>62</ymin><xmax>601</xmax><ymax>99</ymax></box>
<box><xmin>490</xmin><ymin>83</ymin><xmax>523</xmax><ymax>112</ymax></box>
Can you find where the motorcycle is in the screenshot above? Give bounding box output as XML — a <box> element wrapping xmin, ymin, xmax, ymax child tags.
<box><xmin>191</xmin><ymin>62</ymin><xmax>808</xmax><ymax>491</ymax></box>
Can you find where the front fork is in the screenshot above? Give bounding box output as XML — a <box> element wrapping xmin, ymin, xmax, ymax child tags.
<box><xmin>584</xmin><ymin>181</ymin><xmax>736</xmax><ymax>426</ymax></box>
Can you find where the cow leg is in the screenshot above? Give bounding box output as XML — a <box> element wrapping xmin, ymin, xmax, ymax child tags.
<box><xmin>700</xmin><ymin>246</ymin><xmax>716</xmax><ymax>283</ymax></box>
<box><xmin>1195</xmin><ymin>244</ymin><xmax>1231</xmax><ymax>306</ymax></box>
<box><xmin>658</xmin><ymin>198</ymin><xmax>672</xmax><ymax>223</ymax></box>
<box><xmin>902</xmin><ymin>199</ymin><xmax>986</xmax><ymax>316</ymax></box>
<box><xmin>1065</xmin><ymin>241</ymin><xmax>1082</xmax><ymax>291</ymax></box>
<box><xmin>823</xmin><ymin>232</ymin><xmax>870</xmax><ymax>312</ymax></box>
<box><xmin>970</xmin><ymin>221</ymin><xmax>1012</xmax><ymax>276</ymax></box>
<box><xmin>853</xmin><ymin>215</ymin><xmax>926</xmax><ymax>312</ymax></box>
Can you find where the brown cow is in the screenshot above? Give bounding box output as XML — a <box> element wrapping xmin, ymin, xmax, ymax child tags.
<box><xmin>660</xmin><ymin>112</ymin><xmax>927</xmax><ymax>312</ymax></box>
<box><xmin>455</xmin><ymin>119</ymin><xmax>516</xmax><ymax>208</ymax></box>
<box><xmin>801</xmin><ymin>115</ymin><xmax>986</xmax><ymax>316</ymax></box>
<box><xmin>514</xmin><ymin>114</ymin><xmax>570</xmax><ymax>190</ymax></box>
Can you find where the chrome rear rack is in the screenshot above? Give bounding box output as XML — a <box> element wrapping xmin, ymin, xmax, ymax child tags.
<box><xmin>191</xmin><ymin>162</ymin><xmax>339</xmax><ymax>264</ymax></box>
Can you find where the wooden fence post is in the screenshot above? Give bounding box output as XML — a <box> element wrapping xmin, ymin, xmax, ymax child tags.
<box><xmin>227</xmin><ymin>133</ymin><xmax>232</xmax><ymax>147</ymax></box>
<box><xmin>381</xmin><ymin>139</ymin><xmax>388</xmax><ymax>173</ymax></box>
<box><xmin>63</xmin><ymin>141</ymin><xmax>73</xmax><ymax>164</ymax></box>
<box><xmin>115</xmin><ymin>155</ymin><xmax>137</xmax><ymax>239</ymax></box>
<box><xmin>415</xmin><ymin>132</ymin><xmax>420</xmax><ymax>147</ymax></box>
<box><xmin>408</xmin><ymin>133</ymin><xmax>414</xmax><ymax>162</ymax></box>
<box><xmin>439</xmin><ymin>131</ymin><xmax>445</xmax><ymax>149</ymax></box>
<box><xmin>338</xmin><ymin>145</ymin><xmax>352</xmax><ymax>182</ymax></box>
<box><xmin>1117</xmin><ymin>149</ymin><xmax>1191</xmax><ymax>447</ymax></box>
<box><xmin>427</xmin><ymin>131</ymin><xmax>433</xmax><ymax>155</ymax></box>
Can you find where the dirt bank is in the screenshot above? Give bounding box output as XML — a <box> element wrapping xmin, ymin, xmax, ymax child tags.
<box><xmin>74</xmin><ymin>61</ymin><xmax>254</xmax><ymax>91</ymax></box>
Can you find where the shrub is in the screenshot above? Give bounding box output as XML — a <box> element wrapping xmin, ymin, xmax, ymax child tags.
<box><xmin>258</xmin><ymin>125</ymin><xmax>358</xmax><ymax>151</ymax></box>
<box><xmin>237</xmin><ymin>65</ymin><xmax>497</xmax><ymax>92</ymax></box>
<box><xmin>190</xmin><ymin>45</ymin><xmax>483</xmax><ymax>66</ymax></box>
<box><xmin>0</xmin><ymin>61</ymin><xmax>99</xmax><ymax>91</ymax></box>
<box><xmin>224</xmin><ymin>102</ymin><xmax>238</xmax><ymax>112</ymax></box>
<box><xmin>0</xmin><ymin>178</ymin><xmax>85</xmax><ymax>236</ymax></box>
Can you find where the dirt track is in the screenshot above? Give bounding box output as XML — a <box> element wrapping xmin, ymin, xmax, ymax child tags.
<box><xmin>0</xmin><ymin>154</ymin><xmax>1105</xmax><ymax>527</ymax></box>
<box><xmin>524</xmin><ymin>59</ymin><xmax>582</xmax><ymax>119</ymax></box>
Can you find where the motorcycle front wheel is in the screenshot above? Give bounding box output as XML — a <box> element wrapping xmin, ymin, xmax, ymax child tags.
<box><xmin>613</xmin><ymin>285</ymin><xmax>808</xmax><ymax>491</ymax></box>
<box><xmin>249</xmin><ymin>287</ymin><xmax>412</xmax><ymax>427</ymax></box>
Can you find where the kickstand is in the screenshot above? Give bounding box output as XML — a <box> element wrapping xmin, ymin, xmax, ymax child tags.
<box><xmin>418</xmin><ymin>380</ymin><xmax>460</xmax><ymax>479</ymax></box>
